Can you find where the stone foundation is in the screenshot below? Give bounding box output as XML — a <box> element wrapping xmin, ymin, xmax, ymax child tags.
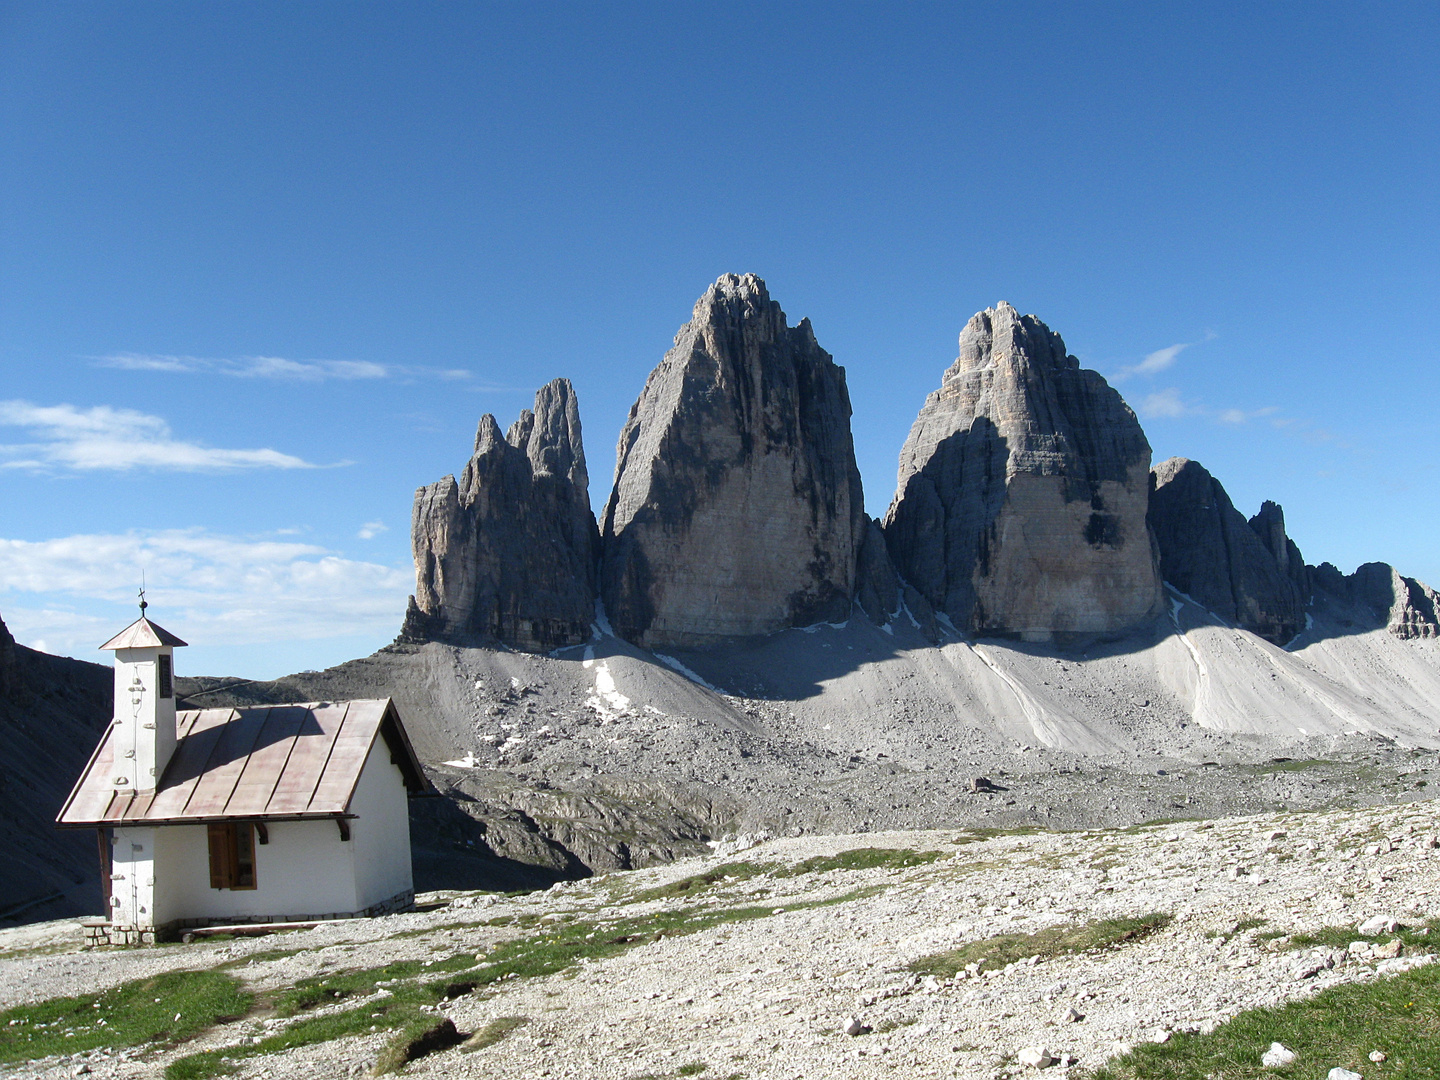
<box><xmin>80</xmin><ymin>889</ymin><xmax>415</xmax><ymax>947</ymax></box>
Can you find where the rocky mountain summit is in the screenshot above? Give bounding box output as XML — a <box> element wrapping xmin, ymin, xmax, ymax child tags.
<box><xmin>403</xmin><ymin>281</ymin><xmax>1435</xmax><ymax>663</ymax></box>
<box><xmin>600</xmin><ymin>273</ymin><xmax>867</xmax><ymax>648</ymax></box>
<box><xmin>883</xmin><ymin>302</ymin><xmax>1163</xmax><ymax>640</ymax></box>
<box><xmin>404</xmin><ymin>378</ymin><xmax>598</xmax><ymax>652</ymax></box>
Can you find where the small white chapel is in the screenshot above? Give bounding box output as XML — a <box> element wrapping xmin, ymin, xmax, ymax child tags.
<box><xmin>57</xmin><ymin>602</ymin><xmax>429</xmax><ymax>944</ymax></box>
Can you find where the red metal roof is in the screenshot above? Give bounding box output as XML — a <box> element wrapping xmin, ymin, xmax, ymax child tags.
<box><xmin>99</xmin><ymin>616</ymin><xmax>188</xmax><ymax>650</ymax></box>
<box><xmin>57</xmin><ymin>699</ymin><xmax>427</xmax><ymax>827</ymax></box>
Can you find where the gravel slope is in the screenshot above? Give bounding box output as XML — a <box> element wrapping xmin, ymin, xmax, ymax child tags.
<box><xmin>5</xmin><ymin>800</ymin><xmax>1439</xmax><ymax>1080</ymax></box>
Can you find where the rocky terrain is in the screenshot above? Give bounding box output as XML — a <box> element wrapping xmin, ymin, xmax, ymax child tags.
<box><xmin>7</xmin><ymin>276</ymin><xmax>1440</xmax><ymax>928</ymax></box>
<box><xmin>600</xmin><ymin>273</ymin><xmax>867</xmax><ymax>648</ymax></box>
<box><xmin>0</xmin><ymin>610</ymin><xmax>112</xmax><ymax>926</ymax></box>
<box><xmin>1147</xmin><ymin>458</ymin><xmax>1308</xmax><ymax>645</ymax></box>
<box><xmin>5</xmin><ymin>799</ymin><xmax>1440</xmax><ymax>1079</ymax></box>
<box><xmin>403</xmin><ymin>378</ymin><xmax>598</xmax><ymax>652</ymax></box>
<box><xmin>883</xmin><ymin>302</ymin><xmax>1162</xmax><ymax>641</ymax></box>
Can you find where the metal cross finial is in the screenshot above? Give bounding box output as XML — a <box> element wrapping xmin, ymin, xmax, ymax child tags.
<box><xmin>138</xmin><ymin>575</ymin><xmax>148</xmax><ymax>614</ymax></box>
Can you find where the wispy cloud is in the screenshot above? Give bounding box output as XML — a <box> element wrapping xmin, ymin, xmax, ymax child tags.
<box><xmin>98</xmin><ymin>353</ymin><xmax>472</xmax><ymax>382</ymax></box>
<box><xmin>1112</xmin><ymin>331</ymin><xmax>1216</xmax><ymax>383</ymax></box>
<box><xmin>1218</xmin><ymin>406</ymin><xmax>1280</xmax><ymax>425</ymax></box>
<box><xmin>0</xmin><ymin>400</ymin><xmax>318</xmax><ymax>472</ymax></box>
<box><xmin>0</xmin><ymin>529</ymin><xmax>411</xmax><ymax>653</ymax></box>
<box><xmin>1136</xmin><ymin>388</ymin><xmax>1194</xmax><ymax>419</ymax></box>
<box><xmin>357</xmin><ymin>520</ymin><xmax>388</xmax><ymax>540</ymax></box>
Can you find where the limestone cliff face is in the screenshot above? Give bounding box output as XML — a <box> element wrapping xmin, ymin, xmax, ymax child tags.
<box><xmin>600</xmin><ymin>274</ymin><xmax>866</xmax><ymax>648</ymax></box>
<box><xmin>405</xmin><ymin>379</ymin><xmax>599</xmax><ymax>652</ymax></box>
<box><xmin>883</xmin><ymin>302</ymin><xmax>1163</xmax><ymax>639</ymax></box>
<box><xmin>1312</xmin><ymin>561</ymin><xmax>1440</xmax><ymax>640</ymax></box>
<box><xmin>1147</xmin><ymin>458</ymin><xmax>1307</xmax><ymax>644</ymax></box>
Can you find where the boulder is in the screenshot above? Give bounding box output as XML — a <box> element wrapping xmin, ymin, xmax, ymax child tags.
<box><xmin>403</xmin><ymin>378</ymin><xmax>599</xmax><ymax>652</ymax></box>
<box><xmin>883</xmin><ymin>302</ymin><xmax>1162</xmax><ymax>640</ymax></box>
<box><xmin>600</xmin><ymin>273</ymin><xmax>866</xmax><ymax>648</ymax></box>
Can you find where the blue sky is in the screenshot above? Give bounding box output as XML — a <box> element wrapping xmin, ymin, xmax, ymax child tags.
<box><xmin>2</xmin><ymin>2</ymin><xmax>1436</xmax><ymax>678</ymax></box>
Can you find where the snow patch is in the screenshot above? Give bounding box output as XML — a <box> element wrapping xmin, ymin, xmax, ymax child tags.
<box><xmin>586</xmin><ymin>660</ymin><xmax>632</xmax><ymax>720</ymax></box>
<box><xmin>654</xmin><ymin>653</ymin><xmax>722</xmax><ymax>693</ymax></box>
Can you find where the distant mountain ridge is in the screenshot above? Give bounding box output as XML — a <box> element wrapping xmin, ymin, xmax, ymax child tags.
<box><xmin>406</xmin><ymin>274</ymin><xmax>1439</xmax><ymax>653</ymax></box>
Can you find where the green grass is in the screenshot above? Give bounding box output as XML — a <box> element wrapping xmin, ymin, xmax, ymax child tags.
<box><xmin>1287</xmin><ymin>917</ymin><xmax>1439</xmax><ymax>953</ymax></box>
<box><xmin>1089</xmin><ymin>958</ymin><xmax>1440</xmax><ymax>1079</ymax></box>
<box><xmin>774</xmin><ymin>847</ymin><xmax>945</xmax><ymax>877</ymax></box>
<box><xmin>0</xmin><ymin>970</ymin><xmax>251</xmax><ymax>1065</ymax></box>
<box><xmin>372</xmin><ymin>1016</ymin><xmax>463</xmax><ymax>1075</ymax></box>
<box><xmin>166</xmin><ymin>887</ymin><xmax>883</xmax><ymax>1079</ymax></box>
<box><xmin>462</xmin><ymin>1015</ymin><xmax>528</xmax><ymax>1052</ymax></box>
<box><xmin>631</xmin><ymin>862</ymin><xmax>776</xmax><ymax>902</ymax></box>
<box><xmin>212</xmin><ymin>947</ymin><xmax>303</xmax><ymax>971</ymax></box>
<box><xmin>908</xmin><ymin>913</ymin><xmax>1172</xmax><ymax>978</ymax></box>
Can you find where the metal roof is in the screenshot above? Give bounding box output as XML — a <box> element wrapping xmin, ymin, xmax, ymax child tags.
<box><xmin>57</xmin><ymin>698</ymin><xmax>428</xmax><ymax>828</ymax></box>
<box><xmin>99</xmin><ymin>616</ymin><xmax>189</xmax><ymax>650</ymax></box>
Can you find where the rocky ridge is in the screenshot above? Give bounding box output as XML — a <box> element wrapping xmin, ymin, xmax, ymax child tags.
<box><xmin>0</xmin><ymin>610</ymin><xmax>112</xmax><ymax>926</ymax></box>
<box><xmin>600</xmin><ymin>273</ymin><xmax>867</xmax><ymax>648</ymax></box>
<box><xmin>1147</xmin><ymin>457</ymin><xmax>1309</xmax><ymax>645</ymax></box>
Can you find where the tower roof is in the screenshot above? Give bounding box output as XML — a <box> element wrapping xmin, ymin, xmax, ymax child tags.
<box><xmin>99</xmin><ymin>616</ymin><xmax>188</xmax><ymax>650</ymax></box>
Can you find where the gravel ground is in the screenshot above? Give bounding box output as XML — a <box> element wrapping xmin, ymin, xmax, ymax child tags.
<box><xmin>5</xmin><ymin>799</ymin><xmax>1439</xmax><ymax>1080</ymax></box>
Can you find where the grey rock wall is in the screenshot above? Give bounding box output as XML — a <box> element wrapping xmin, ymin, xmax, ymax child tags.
<box><xmin>600</xmin><ymin>273</ymin><xmax>867</xmax><ymax>648</ymax></box>
<box><xmin>1312</xmin><ymin>560</ymin><xmax>1440</xmax><ymax>640</ymax></box>
<box><xmin>883</xmin><ymin>302</ymin><xmax>1163</xmax><ymax>640</ymax></box>
<box><xmin>404</xmin><ymin>378</ymin><xmax>599</xmax><ymax>652</ymax></box>
<box><xmin>1148</xmin><ymin>457</ymin><xmax>1306</xmax><ymax>644</ymax></box>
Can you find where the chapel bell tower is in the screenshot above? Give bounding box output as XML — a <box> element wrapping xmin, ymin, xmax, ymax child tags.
<box><xmin>99</xmin><ymin>592</ymin><xmax>188</xmax><ymax>794</ymax></box>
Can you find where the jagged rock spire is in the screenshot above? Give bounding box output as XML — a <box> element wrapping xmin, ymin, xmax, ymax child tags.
<box><xmin>600</xmin><ymin>274</ymin><xmax>867</xmax><ymax>647</ymax></box>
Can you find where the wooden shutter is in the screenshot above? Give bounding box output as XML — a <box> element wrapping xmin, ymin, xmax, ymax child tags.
<box><xmin>157</xmin><ymin>654</ymin><xmax>173</xmax><ymax>699</ymax></box>
<box><xmin>207</xmin><ymin>823</ymin><xmax>232</xmax><ymax>889</ymax></box>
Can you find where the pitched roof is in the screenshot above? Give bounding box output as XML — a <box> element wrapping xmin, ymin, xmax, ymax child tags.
<box><xmin>99</xmin><ymin>616</ymin><xmax>188</xmax><ymax>650</ymax></box>
<box><xmin>57</xmin><ymin>699</ymin><xmax>428</xmax><ymax>827</ymax></box>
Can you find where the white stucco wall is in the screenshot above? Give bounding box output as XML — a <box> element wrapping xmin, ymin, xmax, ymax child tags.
<box><xmin>151</xmin><ymin>817</ymin><xmax>359</xmax><ymax>925</ymax></box>
<box><xmin>348</xmin><ymin>738</ymin><xmax>414</xmax><ymax>910</ymax></box>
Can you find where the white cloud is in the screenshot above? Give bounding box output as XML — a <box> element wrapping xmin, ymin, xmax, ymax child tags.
<box><xmin>0</xmin><ymin>529</ymin><xmax>412</xmax><ymax>654</ymax></box>
<box><xmin>357</xmin><ymin>520</ymin><xmax>388</xmax><ymax>540</ymax></box>
<box><xmin>0</xmin><ymin>400</ymin><xmax>317</xmax><ymax>472</ymax></box>
<box><xmin>98</xmin><ymin>353</ymin><xmax>471</xmax><ymax>382</ymax></box>
<box><xmin>1112</xmin><ymin>330</ymin><xmax>1216</xmax><ymax>383</ymax></box>
<box><xmin>1137</xmin><ymin>388</ymin><xmax>1192</xmax><ymax>419</ymax></box>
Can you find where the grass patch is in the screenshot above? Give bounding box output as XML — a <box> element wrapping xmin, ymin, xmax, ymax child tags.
<box><xmin>1090</xmin><ymin>957</ymin><xmax>1440</xmax><ymax>1079</ymax></box>
<box><xmin>462</xmin><ymin>1015</ymin><xmax>528</xmax><ymax>1052</ymax></box>
<box><xmin>909</xmin><ymin>912</ymin><xmax>1172</xmax><ymax>978</ymax></box>
<box><xmin>168</xmin><ymin>888</ymin><xmax>882</xmax><ymax>1079</ymax></box>
<box><xmin>373</xmin><ymin>1016</ymin><xmax>463</xmax><ymax>1074</ymax></box>
<box><xmin>213</xmin><ymin>947</ymin><xmax>303</xmax><ymax>971</ymax></box>
<box><xmin>1287</xmin><ymin>917</ymin><xmax>1439</xmax><ymax>953</ymax></box>
<box><xmin>274</xmin><ymin>954</ymin><xmax>481</xmax><ymax>1015</ymax></box>
<box><xmin>0</xmin><ymin>970</ymin><xmax>251</xmax><ymax>1065</ymax></box>
<box><xmin>775</xmin><ymin>847</ymin><xmax>945</xmax><ymax>877</ymax></box>
<box><xmin>631</xmin><ymin>862</ymin><xmax>775</xmax><ymax>903</ymax></box>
